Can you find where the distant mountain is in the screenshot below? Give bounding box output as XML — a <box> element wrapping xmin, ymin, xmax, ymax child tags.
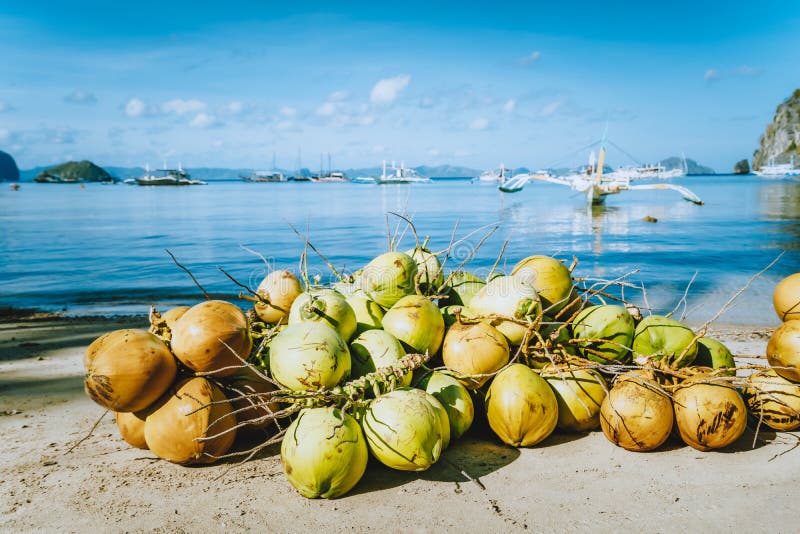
<box><xmin>658</xmin><ymin>156</ymin><xmax>715</xmax><ymax>175</ymax></box>
<box><xmin>0</xmin><ymin>150</ymin><xmax>19</xmax><ymax>182</ymax></box>
<box><xmin>753</xmin><ymin>89</ymin><xmax>800</xmax><ymax>170</ymax></box>
<box><xmin>34</xmin><ymin>160</ymin><xmax>113</xmax><ymax>183</ymax></box>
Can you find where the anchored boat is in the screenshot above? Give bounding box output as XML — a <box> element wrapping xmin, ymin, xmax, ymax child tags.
<box><xmin>135</xmin><ymin>163</ymin><xmax>206</xmax><ymax>186</ymax></box>
<box><xmin>373</xmin><ymin>161</ymin><xmax>431</xmax><ymax>184</ymax></box>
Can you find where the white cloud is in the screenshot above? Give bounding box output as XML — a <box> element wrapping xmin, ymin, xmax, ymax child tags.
<box><xmin>189</xmin><ymin>113</ymin><xmax>219</xmax><ymax>128</ymax></box>
<box><xmin>470</xmin><ymin>118</ymin><xmax>490</xmax><ymax>130</ymax></box>
<box><xmin>541</xmin><ymin>99</ymin><xmax>563</xmax><ymax>117</ymax></box>
<box><xmin>275</xmin><ymin>120</ymin><xmax>297</xmax><ymax>131</ymax></box>
<box><xmin>521</xmin><ymin>51</ymin><xmax>542</xmax><ymax>65</ymax></box>
<box><xmin>419</xmin><ymin>96</ymin><xmax>435</xmax><ymax>108</ymax></box>
<box><xmin>370</xmin><ymin>74</ymin><xmax>411</xmax><ymax>105</ymax></box>
<box><xmin>328</xmin><ymin>90</ymin><xmax>350</xmax><ymax>102</ymax></box>
<box><xmin>162</xmin><ymin>98</ymin><xmax>207</xmax><ymax>115</ymax></box>
<box><xmin>279</xmin><ymin>106</ymin><xmax>297</xmax><ymax>117</ymax></box>
<box><xmin>316</xmin><ymin>102</ymin><xmax>337</xmax><ymax>116</ymax></box>
<box><xmin>64</xmin><ymin>90</ymin><xmax>97</xmax><ymax>105</ymax></box>
<box><xmin>503</xmin><ymin>99</ymin><xmax>516</xmax><ymax>113</ymax></box>
<box><xmin>428</xmin><ymin>148</ymin><xmax>441</xmax><ymax>157</ymax></box>
<box><xmin>704</xmin><ymin>69</ymin><xmax>721</xmax><ymax>82</ymax></box>
<box><xmin>125</xmin><ymin>98</ymin><xmax>147</xmax><ymax>117</ymax></box>
<box><xmin>358</xmin><ymin>115</ymin><xmax>375</xmax><ymax>126</ymax></box>
<box><xmin>0</xmin><ymin>129</ymin><xmax>8</xmax><ymax>142</ymax></box>
<box><xmin>225</xmin><ymin>101</ymin><xmax>243</xmax><ymax>114</ymax></box>
<box><xmin>0</xmin><ymin>101</ymin><xmax>11</xmax><ymax>113</ymax></box>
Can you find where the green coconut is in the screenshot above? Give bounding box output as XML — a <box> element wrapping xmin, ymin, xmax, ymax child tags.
<box><xmin>361</xmin><ymin>388</ymin><xmax>446</xmax><ymax>471</ymax></box>
<box><xmin>571</xmin><ymin>305</ymin><xmax>635</xmax><ymax>364</ymax></box>
<box><xmin>485</xmin><ymin>363</ymin><xmax>558</xmax><ymax>447</ymax></box>
<box><xmin>511</xmin><ymin>255</ymin><xmax>575</xmax><ymax>314</ymax></box>
<box><xmin>469</xmin><ymin>276</ymin><xmax>541</xmax><ymax>346</ymax></box>
<box><xmin>289</xmin><ymin>289</ymin><xmax>357</xmax><ymax>342</ymax></box>
<box><xmin>417</xmin><ymin>371</ymin><xmax>474</xmax><ymax>439</ymax></box>
<box><xmin>542</xmin><ymin>366</ymin><xmax>607</xmax><ymax>432</ymax></box>
<box><xmin>693</xmin><ymin>337</ymin><xmax>736</xmax><ymax>376</ymax></box>
<box><xmin>382</xmin><ymin>295</ymin><xmax>445</xmax><ymax>355</ymax></box>
<box><xmin>281</xmin><ymin>407</ymin><xmax>368</xmax><ymax>499</ymax></box>
<box><xmin>632</xmin><ymin>315</ymin><xmax>698</xmax><ymax>367</ymax></box>
<box><xmin>444</xmin><ymin>271</ymin><xmax>486</xmax><ymax>307</ymax></box>
<box><xmin>360</xmin><ymin>251</ymin><xmax>418</xmax><ymax>308</ymax></box>
<box><xmin>349</xmin><ymin>329</ymin><xmax>411</xmax><ymax>387</ymax></box>
<box><xmin>441</xmin><ymin>305</ymin><xmax>478</xmax><ymax>328</ymax></box>
<box><xmin>405</xmin><ymin>245</ymin><xmax>444</xmax><ymax>292</ymax></box>
<box><xmin>346</xmin><ymin>290</ymin><xmax>385</xmax><ymax>335</ymax></box>
<box><xmin>269</xmin><ymin>322</ymin><xmax>351</xmax><ymax>391</ymax></box>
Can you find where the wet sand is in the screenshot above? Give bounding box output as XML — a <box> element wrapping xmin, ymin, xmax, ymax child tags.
<box><xmin>1</xmin><ymin>317</ymin><xmax>798</xmax><ymax>532</ymax></box>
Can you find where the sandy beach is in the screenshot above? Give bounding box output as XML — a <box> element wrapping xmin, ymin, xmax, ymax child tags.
<box><xmin>1</xmin><ymin>316</ymin><xmax>798</xmax><ymax>533</ymax></box>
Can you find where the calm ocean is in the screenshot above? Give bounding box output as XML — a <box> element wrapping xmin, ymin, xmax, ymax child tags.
<box><xmin>1</xmin><ymin>175</ymin><xmax>798</xmax><ymax>325</ymax></box>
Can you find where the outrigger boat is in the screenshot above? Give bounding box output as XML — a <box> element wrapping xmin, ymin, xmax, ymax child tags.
<box><xmin>477</xmin><ymin>165</ymin><xmax>512</xmax><ymax>183</ymax></box>
<box><xmin>754</xmin><ymin>156</ymin><xmax>800</xmax><ymax>178</ymax></box>
<box><xmin>500</xmin><ymin>141</ymin><xmax>703</xmax><ymax>205</ymax></box>
<box><xmin>373</xmin><ymin>161</ymin><xmax>431</xmax><ymax>184</ymax></box>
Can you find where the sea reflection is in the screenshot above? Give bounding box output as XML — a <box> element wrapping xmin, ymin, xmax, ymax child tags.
<box><xmin>759</xmin><ymin>179</ymin><xmax>800</xmax><ymax>251</ymax></box>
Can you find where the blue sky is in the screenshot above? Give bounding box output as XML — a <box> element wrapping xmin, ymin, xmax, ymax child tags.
<box><xmin>1</xmin><ymin>1</ymin><xmax>799</xmax><ymax>171</ymax></box>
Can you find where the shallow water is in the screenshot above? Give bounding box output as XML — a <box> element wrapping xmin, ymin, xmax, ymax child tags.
<box><xmin>1</xmin><ymin>175</ymin><xmax>798</xmax><ymax>324</ymax></box>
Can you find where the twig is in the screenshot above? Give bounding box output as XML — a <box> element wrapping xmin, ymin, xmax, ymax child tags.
<box><xmin>65</xmin><ymin>410</ymin><xmax>109</xmax><ymax>454</ymax></box>
<box><xmin>166</xmin><ymin>249</ymin><xmax>211</xmax><ymax>300</ymax></box>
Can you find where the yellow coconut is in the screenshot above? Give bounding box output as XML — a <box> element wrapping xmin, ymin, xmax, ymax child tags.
<box><xmin>773</xmin><ymin>272</ymin><xmax>800</xmax><ymax>322</ymax></box>
<box><xmin>469</xmin><ymin>276</ymin><xmax>541</xmax><ymax>346</ymax></box>
<box><xmin>766</xmin><ymin>320</ymin><xmax>800</xmax><ymax>382</ymax></box>
<box><xmin>511</xmin><ymin>255</ymin><xmax>575</xmax><ymax>314</ymax></box>
<box><xmin>84</xmin><ymin>329</ymin><xmax>177</xmax><ymax>413</ymax></box>
<box><xmin>600</xmin><ymin>374</ymin><xmax>673</xmax><ymax>452</ymax></box>
<box><xmin>170</xmin><ymin>300</ymin><xmax>252</xmax><ymax>377</ymax></box>
<box><xmin>115</xmin><ymin>411</ymin><xmax>149</xmax><ymax>450</ymax></box>
<box><xmin>224</xmin><ymin>367</ymin><xmax>280</xmax><ymax>433</ymax></box>
<box><xmin>144</xmin><ymin>377</ymin><xmax>237</xmax><ymax>465</ymax></box>
<box><xmin>542</xmin><ymin>366</ymin><xmax>608</xmax><ymax>432</ymax></box>
<box><xmin>742</xmin><ymin>368</ymin><xmax>800</xmax><ymax>431</ymax></box>
<box><xmin>485</xmin><ymin>363</ymin><xmax>558</xmax><ymax>447</ymax></box>
<box><xmin>442</xmin><ymin>321</ymin><xmax>509</xmax><ymax>388</ymax></box>
<box><xmin>254</xmin><ymin>270</ymin><xmax>304</xmax><ymax>324</ymax></box>
<box><xmin>673</xmin><ymin>378</ymin><xmax>747</xmax><ymax>451</ymax></box>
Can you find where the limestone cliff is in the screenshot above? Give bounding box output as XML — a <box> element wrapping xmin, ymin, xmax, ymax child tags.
<box><xmin>753</xmin><ymin>89</ymin><xmax>800</xmax><ymax>170</ymax></box>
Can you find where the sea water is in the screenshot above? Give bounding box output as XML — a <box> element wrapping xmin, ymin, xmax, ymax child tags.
<box><xmin>1</xmin><ymin>175</ymin><xmax>798</xmax><ymax>325</ymax></box>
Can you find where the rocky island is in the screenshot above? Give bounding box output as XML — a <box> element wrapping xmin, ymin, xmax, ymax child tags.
<box><xmin>753</xmin><ymin>89</ymin><xmax>800</xmax><ymax>170</ymax></box>
<box><xmin>34</xmin><ymin>160</ymin><xmax>115</xmax><ymax>183</ymax></box>
<box><xmin>0</xmin><ymin>150</ymin><xmax>20</xmax><ymax>182</ymax></box>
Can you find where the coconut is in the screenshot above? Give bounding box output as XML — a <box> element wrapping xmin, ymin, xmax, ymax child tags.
<box><xmin>571</xmin><ymin>305</ymin><xmax>634</xmax><ymax>364</ymax></box>
<box><xmin>149</xmin><ymin>305</ymin><xmax>190</xmax><ymax>342</ymax></box>
<box><xmin>542</xmin><ymin>366</ymin><xmax>607</xmax><ymax>432</ymax></box>
<box><xmin>346</xmin><ymin>291</ymin><xmax>385</xmax><ymax>335</ymax></box>
<box><xmin>485</xmin><ymin>363</ymin><xmax>558</xmax><ymax>447</ymax></box>
<box><xmin>773</xmin><ymin>272</ymin><xmax>800</xmax><ymax>322</ymax></box>
<box><xmin>362</xmin><ymin>388</ymin><xmax>446</xmax><ymax>471</ymax></box>
<box><xmin>469</xmin><ymin>276</ymin><xmax>541</xmax><ymax>346</ymax></box>
<box><xmin>405</xmin><ymin>245</ymin><xmax>444</xmax><ymax>291</ymax></box>
<box><xmin>170</xmin><ymin>300</ymin><xmax>252</xmax><ymax>377</ymax></box>
<box><xmin>442</xmin><ymin>321</ymin><xmax>509</xmax><ymax>388</ymax></box>
<box><xmin>766</xmin><ymin>320</ymin><xmax>800</xmax><ymax>382</ymax></box>
<box><xmin>599</xmin><ymin>373</ymin><xmax>673</xmax><ymax>452</ymax></box>
<box><xmin>444</xmin><ymin>271</ymin><xmax>485</xmax><ymax>306</ymax></box>
<box><xmin>528</xmin><ymin>318</ymin><xmax>575</xmax><ymax>368</ymax></box>
<box><xmin>742</xmin><ymin>368</ymin><xmax>800</xmax><ymax>431</ymax></box>
<box><xmin>115</xmin><ymin>411</ymin><xmax>149</xmax><ymax>449</ymax></box>
<box><xmin>693</xmin><ymin>337</ymin><xmax>736</xmax><ymax>376</ymax></box>
<box><xmin>144</xmin><ymin>377</ymin><xmax>237</xmax><ymax>465</ymax></box>
<box><xmin>511</xmin><ymin>255</ymin><xmax>575</xmax><ymax>314</ymax></box>
<box><xmin>289</xmin><ymin>289</ymin><xmax>357</xmax><ymax>342</ymax></box>
<box><xmin>441</xmin><ymin>305</ymin><xmax>478</xmax><ymax>328</ymax></box>
<box><xmin>382</xmin><ymin>295</ymin><xmax>445</xmax><ymax>355</ymax></box>
<box><xmin>417</xmin><ymin>371</ymin><xmax>474</xmax><ymax>440</ymax></box>
<box><xmin>350</xmin><ymin>329</ymin><xmax>411</xmax><ymax>387</ymax></box>
<box><xmin>224</xmin><ymin>367</ymin><xmax>280</xmax><ymax>432</ymax></box>
<box><xmin>405</xmin><ymin>386</ymin><xmax>451</xmax><ymax>450</ymax></box>
<box><xmin>84</xmin><ymin>329</ymin><xmax>177</xmax><ymax>412</ymax></box>
<box><xmin>673</xmin><ymin>378</ymin><xmax>747</xmax><ymax>451</ymax></box>
<box><xmin>281</xmin><ymin>407</ymin><xmax>368</xmax><ymax>499</ymax></box>
<box><xmin>254</xmin><ymin>270</ymin><xmax>304</xmax><ymax>324</ymax></box>
<box><xmin>269</xmin><ymin>322</ymin><xmax>351</xmax><ymax>390</ymax></box>
<box><xmin>632</xmin><ymin>315</ymin><xmax>698</xmax><ymax>367</ymax></box>
<box><xmin>360</xmin><ymin>251</ymin><xmax>418</xmax><ymax>308</ymax></box>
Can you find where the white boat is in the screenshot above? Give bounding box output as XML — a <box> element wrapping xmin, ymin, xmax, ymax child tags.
<box><xmin>312</xmin><ymin>171</ymin><xmax>349</xmax><ymax>183</ymax></box>
<box><xmin>135</xmin><ymin>163</ymin><xmax>206</xmax><ymax>186</ymax></box>
<box><xmin>754</xmin><ymin>156</ymin><xmax>800</xmax><ymax>178</ymax></box>
<box><xmin>242</xmin><ymin>170</ymin><xmax>285</xmax><ymax>182</ymax></box>
<box><xmin>477</xmin><ymin>165</ymin><xmax>512</xmax><ymax>183</ymax></box>
<box><xmin>373</xmin><ymin>161</ymin><xmax>431</xmax><ymax>184</ymax></box>
<box><xmin>511</xmin><ymin>146</ymin><xmax>703</xmax><ymax>205</ymax></box>
<box><xmin>608</xmin><ymin>162</ymin><xmax>686</xmax><ymax>180</ymax></box>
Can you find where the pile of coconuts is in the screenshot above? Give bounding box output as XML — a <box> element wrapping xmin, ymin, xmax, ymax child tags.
<box><xmin>81</xmin><ymin>235</ymin><xmax>800</xmax><ymax>499</ymax></box>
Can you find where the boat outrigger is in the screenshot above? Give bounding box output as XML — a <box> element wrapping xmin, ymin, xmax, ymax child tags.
<box><xmin>500</xmin><ymin>138</ymin><xmax>703</xmax><ymax>205</ymax></box>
